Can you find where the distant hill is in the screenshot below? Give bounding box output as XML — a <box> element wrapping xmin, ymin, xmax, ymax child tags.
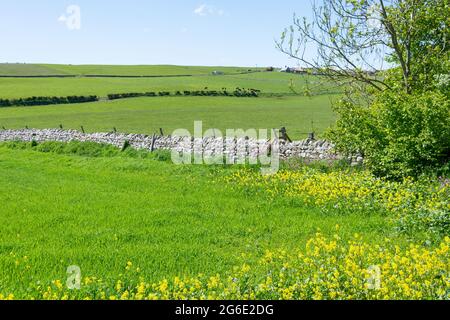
<box><xmin>0</xmin><ymin>63</ymin><xmax>262</xmax><ymax>77</ymax></box>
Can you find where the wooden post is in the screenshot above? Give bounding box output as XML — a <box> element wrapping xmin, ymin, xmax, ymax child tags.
<box><xmin>279</xmin><ymin>127</ymin><xmax>292</xmax><ymax>142</ymax></box>
<box><xmin>150</xmin><ymin>134</ymin><xmax>157</xmax><ymax>152</ymax></box>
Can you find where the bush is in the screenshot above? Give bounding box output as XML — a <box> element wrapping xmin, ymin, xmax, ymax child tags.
<box><xmin>0</xmin><ymin>95</ymin><xmax>98</xmax><ymax>107</ymax></box>
<box><xmin>327</xmin><ymin>91</ymin><xmax>450</xmax><ymax>179</ymax></box>
<box><xmin>397</xmin><ymin>209</ymin><xmax>450</xmax><ymax>240</ymax></box>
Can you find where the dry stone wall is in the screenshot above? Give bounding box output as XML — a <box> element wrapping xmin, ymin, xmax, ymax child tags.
<box><xmin>0</xmin><ymin>129</ymin><xmax>362</xmax><ymax>164</ymax></box>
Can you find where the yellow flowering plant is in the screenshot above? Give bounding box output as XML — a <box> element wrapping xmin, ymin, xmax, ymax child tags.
<box><xmin>224</xmin><ymin>167</ymin><xmax>449</xmax><ymax>238</ymax></box>
<box><xmin>2</xmin><ymin>233</ymin><xmax>448</xmax><ymax>300</ymax></box>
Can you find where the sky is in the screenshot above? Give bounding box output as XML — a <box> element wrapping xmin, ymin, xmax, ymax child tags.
<box><xmin>0</xmin><ymin>0</ymin><xmax>316</xmax><ymax>67</ymax></box>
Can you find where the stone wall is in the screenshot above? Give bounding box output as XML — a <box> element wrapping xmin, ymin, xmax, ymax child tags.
<box><xmin>0</xmin><ymin>129</ymin><xmax>362</xmax><ymax>164</ymax></box>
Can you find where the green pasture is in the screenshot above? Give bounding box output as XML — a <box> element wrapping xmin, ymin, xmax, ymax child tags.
<box><xmin>0</xmin><ymin>144</ymin><xmax>397</xmax><ymax>294</ymax></box>
<box><xmin>0</xmin><ymin>72</ymin><xmax>336</xmax><ymax>99</ymax></box>
<box><xmin>0</xmin><ymin>63</ymin><xmax>261</xmax><ymax>77</ymax></box>
<box><xmin>0</xmin><ymin>95</ymin><xmax>336</xmax><ymax>139</ymax></box>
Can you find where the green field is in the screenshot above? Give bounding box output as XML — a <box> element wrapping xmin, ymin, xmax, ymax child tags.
<box><xmin>0</xmin><ymin>96</ymin><xmax>335</xmax><ymax>139</ymax></box>
<box><xmin>0</xmin><ymin>65</ymin><xmax>337</xmax><ymax>139</ymax></box>
<box><xmin>0</xmin><ymin>144</ymin><xmax>396</xmax><ymax>294</ymax></box>
<box><xmin>0</xmin><ymin>65</ymin><xmax>447</xmax><ymax>300</ymax></box>
<box><xmin>0</xmin><ymin>71</ymin><xmax>335</xmax><ymax>99</ymax></box>
<box><xmin>0</xmin><ymin>63</ymin><xmax>261</xmax><ymax>77</ymax></box>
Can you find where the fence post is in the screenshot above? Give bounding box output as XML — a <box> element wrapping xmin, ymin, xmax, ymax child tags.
<box><xmin>279</xmin><ymin>127</ymin><xmax>292</xmax><ymax>142</ymax></box>
<box><xmin>150</xmin><ymin>134</ymin><xmax>157</xmax><ymax>152</ymax></box>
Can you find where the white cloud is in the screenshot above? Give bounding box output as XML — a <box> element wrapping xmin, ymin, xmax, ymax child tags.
<box><xmin>194</xmin><ymin>4</ymin><xmax>224</xmax><ymax>16</ymax></box>
<box><xmin>194</xmin><ymin>4</ymin><xmax>207</xmax><ymax>16</ymax></box>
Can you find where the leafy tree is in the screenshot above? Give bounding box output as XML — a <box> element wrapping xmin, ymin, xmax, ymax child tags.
<box><xmin>279</xmin><ymin>0</ymin><xmax>449</xmax><ymax>178</ymax></box>
<box><xmin>278</xmin><ymin>0</ymin><xmax>449</xmax><ymax>95</ymax></box>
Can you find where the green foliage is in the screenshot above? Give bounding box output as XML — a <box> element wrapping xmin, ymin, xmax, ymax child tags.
<box><xmin>106</xmin><ymin>88</ymin><xmax>260</xmax><ymax>100</ymax></box>
<box><xmin>397</xmin><ymin>209</ymin><xmax>449</xmax><ymax>241</ymax></box>
<box><xmin>327</xmin><ymin>90</ymin><xmax>450</xmax><ymax>179</ymax></box>
<box><xmin>1</xmin><ymin>140</ymin><xmax>164</xmax><ymax>160</ymax></box>
<box><xmin>383</xmin><ymin>0</ymin><xmax>449</xmax><ymax>94</ymax></box>
<box><xmin>150</xmin><ymin>149</ymin><xmax>172</xmax><ymax>162</ymax></box>
<box><xmin>3</xmin><ymin>140</ymin><xmax>231</xmax><ymax>167</ymax></box>
<box><xmin>0</xmin><ymin>95</ymin><xmax>98</xmax><ymax>107</ymax></box>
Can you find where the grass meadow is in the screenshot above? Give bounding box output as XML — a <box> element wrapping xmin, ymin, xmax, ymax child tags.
<box><xmin>0</xmin><ymin>65</ymin><xmax>447</xmax><ymax>300</ymax></box>
<box><xmin>0</xmin><ymin>143</ymin><xmax>398</xmax><ymax>296</ymax></box>
<box><xmin>0</xmin><ymin>71</ymin><xmax>336</xmax><ymax>98</ymax></box>
<box><xmin>0</xmin><ymin>63</ymin><xmax>261</xmax><ymax>77</ymax></box>
<box><xmin>0</xmin><ymin>66</ymin><xmax>337</xmax><ymax>139</ymax></box>
<box><xmin>0</xmin><ymin>95</ymin><xmax>336</xmax><ymax>139</ymax></box>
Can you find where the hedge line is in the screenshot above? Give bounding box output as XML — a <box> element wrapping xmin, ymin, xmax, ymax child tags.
<box><xmin>0</xmin><ymin>88</ymin><xmax>261</xmax><ymax>107</ymax></box>
<box><xmin>107</xmin><ymin>88</ymin><xmax>260</xmax><ymax>100</ymax></box>
<box><xmin>107</xmin><ymin>91</ymin><xmax>170</xmax><ymax>100</ymax></box>
<box><xmin>0</xmin><ymin>95</ymin><xmax>99</xmax><ymax>107</ymax></box>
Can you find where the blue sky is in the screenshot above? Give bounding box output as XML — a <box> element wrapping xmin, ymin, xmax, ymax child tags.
<box><xmin>0</xmin><ymin>0</ymin><xmax>315</xmax><ymax>67</ymax></box>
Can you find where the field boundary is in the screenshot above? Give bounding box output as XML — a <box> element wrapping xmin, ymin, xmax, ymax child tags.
<box><xmin>0</xmin><ymin>88</ymin><xmax>260</xmax><ymax>108</ymax></box>
<box><xmin>0</xmin><ymin>128</ymin><xmax>363</xmax><ymax>163</ymax></box>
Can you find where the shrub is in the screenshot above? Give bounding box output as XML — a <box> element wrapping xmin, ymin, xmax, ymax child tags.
<box><xmin>327</xmin><ymin>91</ymin><xmax>450</xmax><ymax>179</ymax></box>
<box><xmin>397</xmin><ymin>209</ymin><xmax>450</xmax><ymax>240</ymax></box>
<box><xmin>0</xmin><ymin>99</ymin><xmax>12</xmax><ymax>107</ymax></box>
<box><xmin>0</xmin><ymin>95</ymin><xmax>98</xmax><ymax>107</ymax></box>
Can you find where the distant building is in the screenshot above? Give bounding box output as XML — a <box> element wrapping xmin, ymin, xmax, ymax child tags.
<box><xmin>212</xmin><ymin>71</ymin><xmax>224</xmax><ymax>75</ymax></box>
<box><xmin>280</xmin><ymin>66</ymin><xmax>311</xmax><ymax>74</ymax></box>
<box><xmin>293</xmin><ymin>67</ymin><xmax>308</xmax><ymax>74</ymax></box>
<box><xmin>279</xmin><ymin>66</ymin><xmax>294</xmax><ymax>73</ymax></box>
